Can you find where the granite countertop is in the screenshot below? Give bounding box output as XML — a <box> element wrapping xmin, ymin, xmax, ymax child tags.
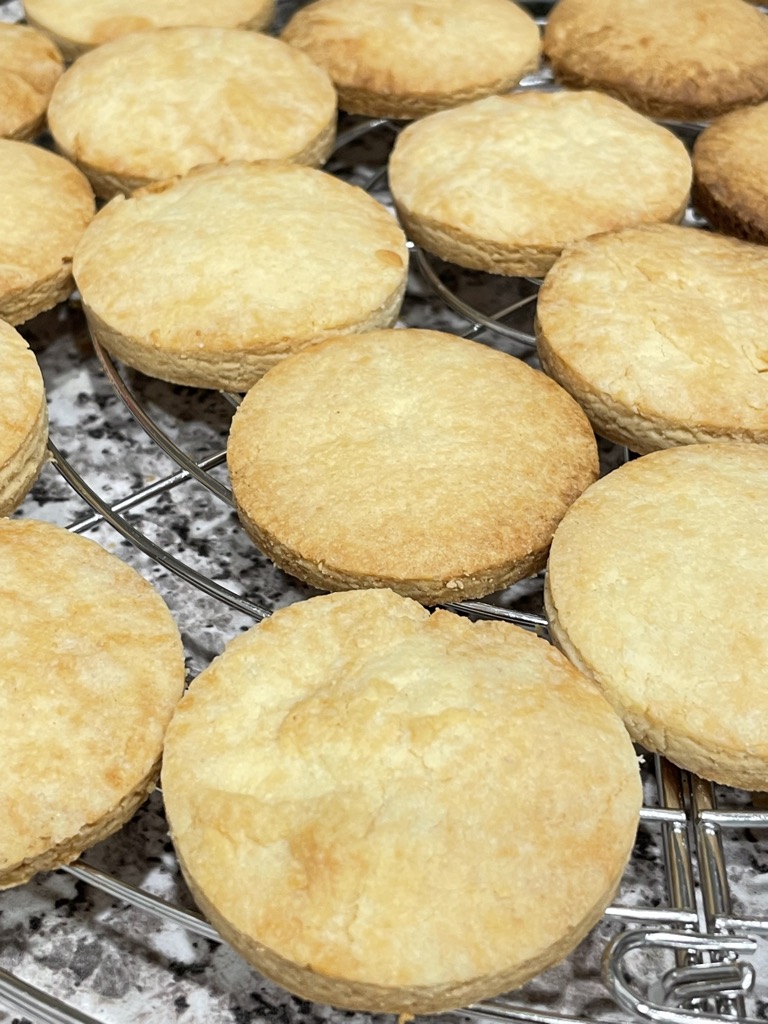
<box><xmin>2</xmin><ymin>2</ymin><xmax>768</xmax><ymax>1022</ymax></box>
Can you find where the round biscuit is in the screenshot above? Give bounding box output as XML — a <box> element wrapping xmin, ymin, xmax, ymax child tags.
<box><xmin>0</xmin><ymin>22</ymin><xmax>63</xmax><ymax>141</ymax></box>
<box><xmin>0</xmin><ymin>320</ymin><xmax>48</xmax><ymax>516</ymax></box>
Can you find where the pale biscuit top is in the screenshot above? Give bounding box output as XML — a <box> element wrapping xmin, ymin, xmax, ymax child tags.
<box><xmin>388</xmin><ymin>90</ymin><xmax>691</xmax><ymax>271</ymax></box>
<box><xmin>0</xmin><ymin>519</ymin><xmax>186</xmax><ymax>887</ymax></box>
<box><xmin>0</xmin><ymin>139</ymin><xmax>95</xmax><ymax>326</ymax></box>
<box><xmin>47</xmin><ymin>27</ymin><xmax>338</xmax><ymax>197</ymax></box>
<box><xmin>545</xmin><ymin>443</ymin><xmax>768</xmax><ymax>790</ymax></box>
<box><xmin>23</xmin><ymin>0</ymin><xmax>275</xmax><ymax>60</ymax></box>
<box><xmin>535</xmin><ymin>224</ymin><xmax>768</xmax><ymax>452</ymax></box>
<box><xmin>282</xmin><ymin>0</ymin><xmax>540</xmax><ymax>118</ymax></box>
<box><xmin>162</xmin><ymin>588</ymin><xmax>641</xmax><ymax>1013</ymax></box>
<box><xmin>693</xmin><ymin>101</ymin><xmax>768</xmax><ymax>243</ymax></box>
<box><xmin>73</xmin><ymin>162</ymin><xmax>408</xmax><ymax>390</ymax></box>
<box><xmin>0</xmin><ymin>320</ymin><xmax>47</xmax><ymax>515</ymax></box>
<box><xmin>543</xmin><ymin>0</ymin><xmax>768</xmax><ymax>121</ymax></box>
<box><xmin>0</xmin><ymin>22</ymin><xmax>63</xmax><ymax>140</ymax></box>
<box><xmin>227</xmin><ymin>328</ymin><xmax>598</xmax><ymax>602</ymax></box>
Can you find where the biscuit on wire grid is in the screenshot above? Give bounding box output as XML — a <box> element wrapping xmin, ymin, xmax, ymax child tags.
<box><xmin>73</xmin><ymin>161</ymin><xmax>409</xmax><ymax>392</ymax></box>
<box><xmin>387</xmin><ymin>89</ymin><xmax>691</xmax><ymax>279</ymax></box>
<box><xmin>282</xmin><ymin>0</ymin><xmax>540</xmax><ymax>119</ymax></box>
<box><xmin>0</xmin><ymin>22</ymin><xmax>63</xmax><ymax>141</ymax></box>
<box><xmin>0</xmin><ymin>519</ymin><xmax>186</xmax><ymax>889</ymax></box>
<box><xmin>227</xmin><ymin>327</ymin><xmax>599</xmax><ymax>605</ymax></box>
<box><xmin>0</xmin><ymin>320</ymin><xmax>48</xmax><ymax>516</ymax></box>
<box><xmin>0</xmin><ymin>139</ymin><xmax>95</xmax><ymax>326</ymax></box>
<box><xmin>543</xmin><ymin>0</ymin><xmax>768</xmax><ymax>122</ymax></box>
<box><xmin>22</xmin><ymin>0</ymin><xmax>275</xmax><ymax>61</ymax></box>
<box><xmin>46</xmin><ymin>26</ymin><xmax>337</xmax><ymax>199</ymax></box>
<box><xmin>546</xmin><ymin>443</ymin><xmax>768</xmax><ymax>791</ymax></box>
<box><xmin>692</xmin><ymin>101</ymin><xmax>768</xmax><ymax>245</ymax></box>
<box><xmin>162</xmin><ymin>587</ymin><xmax>641</xmax><ymax>1014</ymax></box>
<box><xmin>535</xmin><ymin>224</ymin><xmax>768</xmax><ymax>454</ymax></box>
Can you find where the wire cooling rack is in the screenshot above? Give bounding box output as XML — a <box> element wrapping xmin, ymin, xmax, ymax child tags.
<box><xmin>3</xmin><ymin>3</ymin><xmax>768</xmax><ymax>1024</ymax></box>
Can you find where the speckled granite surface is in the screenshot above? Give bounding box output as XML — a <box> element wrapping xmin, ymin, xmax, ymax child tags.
<box><xmin>2</xmin><ymin>1</ymin><xmax>768</xmax><ymax>1022</ymax></box>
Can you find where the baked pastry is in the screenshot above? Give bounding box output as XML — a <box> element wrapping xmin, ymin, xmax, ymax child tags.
<box><xmin>0</xmin><ymin>138</ymin><xmax>95</xmax><ymax>326</ymax></box>
<box><xmin>282</xmin><ymin>0</ymin><xmax>540</xmax><ymax>119</ymax></box>
<box><xmin>0</xmin><ymin>320</ymin><xmax>48</xmax><ymax>515</ymax></box>
<box><xmin>692</xmin><ymin>101</ymin><xmax>768</xmax><ymax>244</ymax></box>
<box><xmin>46</xmin><ymin>27</ymin><xmax>337</xmax><ymax>199</ymax></box>
<box><xmin>0</xmin><ymin>519</ymin><xmax>185</xmax><ymax>888</ymax></box>
<box><xmin>546</xmin><ymin>443</ymin><xmax>768</xmax><ymax>791</ymax></box>
<box><xmin>162</xmin><ymin>587</ymin><xmax>641</xmax><ymax>1014</ymax></box>
<box><xmin>73</xmin><ymin>162</ymin><xmax>408</xmax><ymax>391</ymax></box>
<box><xmin>227</xmin><ymin>327</ymin><xmax>598</xmax><ymax>604</ymax></box>
<box><xmin>543</xmin><ymin>0</ymin><xmax>768</xmax><ymax>122</ymax></box>
<box><xmin>535</xmin><ymin>223</ymin><xmax>768</xmax><ymax>454</ymax></box>
<box><xmin>388</xmin><ymin>89</ymin><xmax>691</xmax><ymax>278</ymax></box>
<box><xmin>23</xmin><ymin>0</ymin><xmax>275</xmax><ymax>61</ymax></box>
<box><xmin>0</xmin><ymin>22</ymin><xmax>63</xmax><ymax>140</ymax></box>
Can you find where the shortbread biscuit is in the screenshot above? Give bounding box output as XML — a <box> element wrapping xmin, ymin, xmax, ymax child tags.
<box><xmin>0</xmin><ymin>139</ymin><xmax>95</xmax><ymax>326</ymax></box>
<box><xmin>47</xmin><ymin>27</ymin><xmax>337</xmax><ymax>199</ymax></box>
<box><xmin>227</xmin><ymin>328</ymin><xmax>598</xmax><ymax>604</ymax></box>
<box><xmin>23</xmin><ymin>0</ymin><xmax>275</xmax><ymax>61</ymax></box>
<box><xmin>388</xmin><ymin>90</ymin><xmax>691</xmax><ymax>278</ymax></box>
<box><xmin>162</xmin><ymin>588</ymin><xmax>641</xmax><ymax>1014</ymax></box>
<box><xmin>0</xmin><ymin>321</ymin><xmax>48</xmax><ymax>515</ymax></box>
<box><xmin>73</xmin><ymin>162</ymin><xmax>408</xmax><ymax>391</ymax></box>
<box><xmin>692</xmin><ymin>102</ymin><xmax>768</xmax><ymax>244</ymax></box>
<box><xmin>546</xmin><ymin>443</ymin><xmax>768</xmax><ymax>791</ymax></box>
<box><xmin>543</xmin><ymin>0</ymin><xmax>768</xmax><ymax>121</ymax></box>
<box><xmin>535</xmin><ymin>224</ymin><xmax>768</xmax><ymax>454</ymax></box>
<box><xmin>0</xmin><ymin>519</ymin><xmax>185</xmax><ymax>888</ymax></box>
<box><xmin>282</xmin><ymin>0</ymin><xmax>540</xmax><ymax>119</ymax></box>
<box><xmin>0</xmin><ymin>22</ymin><xmax>63</xmax><ymax>140</ymax></box>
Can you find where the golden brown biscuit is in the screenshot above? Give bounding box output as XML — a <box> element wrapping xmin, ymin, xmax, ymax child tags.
<box><xmin>282</xmin><ymin>0</ymin><xmax>540</xmax><ymax>119</ymax></box>
<box><xmin>23</xmin><ymin>0</ymin><xmax>275</xmax><ymax>61</ymax></box>
<box><xmin>47</xmin><ymin>27</ymin><xmax>337</xmax><ymax>199</ymax></box>
<box><xmin>543</xmin><ymin>0</ymin><xmax>768</xmax><ymax>121</ymax></box>
<box><xmin>388</xmin><ymin>89</ymin><xmax>691</xmax><ymax>278</ymax></box>
<box><xmin>692</xmin><ymin>101</ymin><xmax>768</xmax><ymax>244</ymax></box>
<box><xmin>162</xmin><ymin>588</ymin><xmax>641</xmax><ymax>1014</ymax></box>
<box><xmin>227</xmin><ymin>328</ymin><xmax>599</xmax><ymax>604</ymax></box>
<box><xmin>0</xmin><ymin>519</ymin><xmax>186</xmax><ymax>888</ymax></box>
<box><xmin>0</xmin><ymin>320</ymin><xmax>48</xmax><ymax>515</ymax></box>
<box><xmin>0</xmin><ymin>22</ymin><xmax>63</xmax><ymax>140</ymax></box>
<box><xmin>535</xmin><ymin>224</ymin><xmax>768</xmax><ymax>454</ymax></box>
<box><xmin>0</xmin><ymin>139</ymin><xmax>95</xmax><ymax>326</ymax></box>
<box><xmin>73</xmin><ymin>162</ymin><xmax>408</xmax><ymax>391</ymax></box>
<box><xmin>546</xmin><ymin>443</ymin><xmax>768</xmax><ymax>790</ymax></box>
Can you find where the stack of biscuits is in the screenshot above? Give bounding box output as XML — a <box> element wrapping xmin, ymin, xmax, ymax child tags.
<box><xmin>3</xmin><ymin>0</ymin><xmax>768</xmax><ymax>1016</ymax></box>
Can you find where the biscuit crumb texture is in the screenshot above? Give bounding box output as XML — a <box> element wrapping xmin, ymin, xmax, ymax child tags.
<box><xmin>546</xmin><ymin>443</ymin><xmax>768</xmax><ymax>790</ymax></box>
<box><xmin>162</xmin><ymin>588</ymin><xmax>641</xmax><ymax>1013</ymax></box>
<box><xmin>282</xmin><ymin>0</ymin><xmax>540</xmax><ymax>118</ymax></box>
<box><xmin>0</xmin><ymin>520</ymin><xmax>186</xmax><ymax>888</ymax></box>
<box><xmin>227</xmin><ymin>328</ymin><xmax>599</xmax><ymax>602</ymax></box>
<box><xmin>536</xmin><ymin>224</ymin><xmax>768</xmax><ymax>453</ymax></box>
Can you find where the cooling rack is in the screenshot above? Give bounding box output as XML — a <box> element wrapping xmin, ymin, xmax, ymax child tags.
<box><xmin>3</xmin><ymin>3</ymin><xmax>768</xmax><ymax>1024</ymax></box>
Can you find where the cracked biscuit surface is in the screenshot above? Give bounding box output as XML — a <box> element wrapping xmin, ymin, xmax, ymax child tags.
<box><xmin>73</xmin><ymin>162</ymin><xmax>408</xmax><ymax>391</ymax></box>
<box><xmin>543</xmin><ymin>0</ymin><xmax>768</xmax><ymax>121</ymax></box>
<box><xmin>388</xmin><ymin>89</ymin><xmax>691</xmax><ymax>277</ymax></box>
<box><xmin>546</xmin><ymin>443</ymin><xmax>768</xmax><ymax>790</ymax></box>
<box><xmin>535</xmin><ymin>223</ymin><xmax>768</xmax><ymax>454</ymax></box>
<box><xmin>23</xmin><ymin>0</ymin><xmax>275</xmax><ymax>60</ymax></box>
<box><xmin>47</xmin><ymin>26</ymin><xmax>337</xmax><ymax>198</ymax></box>
<box><xmin>162</xmin><ymin>587</ymin><xmax>641</xmax><ymax>1014</ymax></box>
<box><xmin>0</xmin><ymin>519</ymin><xmax>186</xmax><ymax>888</ymax></box>
<box><xmin>282</xmin><ymin>0</ymin><xmax>540</xmax><ymax>118</ymax></box>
